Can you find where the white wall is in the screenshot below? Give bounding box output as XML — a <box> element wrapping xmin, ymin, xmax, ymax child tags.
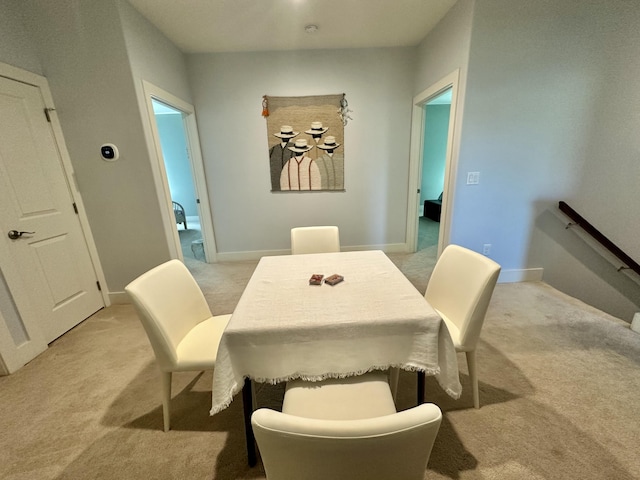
<box><xmin>0</xmin><ymin>0</ymin><xmax>42</xmax><ymax>75</ymax></box>
<box><xmin>14</xmin><ymin>0</ymin><xmax>199</xmax><ymax>296</ymax></box>
<box><xmin>455</xmin><ymin>0</ymin><xmax>590</xmax><ymax>264</ymax></box>
<box><xmin>187</xmin><ymin>48</ymin><xmax>417</xmax><ymax>255</ymax></box>
<box><xmin>414</xmin><ymin>0</ymin><xmax>474</xmax><ymax>95</ymax></box>
<box><xmin>19</xmin><ymin>0</ymin><xmax>171</xmax><ymax>295</ymax></box>
<box><xmin>525</xmin><ymin>0</ymin><xmax>640</xmax><ymax>320</ymax></box>
<box><xmin>446</xmin><ymin>0</ymin><xmax>640</xmax><ymax>320</ymax></box>
<box><xmin>117</xmin><ymin>0</ymin><xmax>193</xmax><ymax>105</ymax></box>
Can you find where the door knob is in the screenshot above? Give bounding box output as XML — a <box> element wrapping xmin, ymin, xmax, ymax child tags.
<box><xmin>7</xmin><ymin>230</ymin><xmax>35</xmax><ymax>240</ymax></box>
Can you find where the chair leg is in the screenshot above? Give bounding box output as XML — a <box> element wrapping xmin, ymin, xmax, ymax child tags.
<box><xmin>161</xmin><ymin>371</ymin><xmax>172</xmax><ymax>432</ymax></box>
<box><xmin>388</xmin><ymin>367</ymin><xmax>400</xmax><ymax>403</ymax></box>
<box><xmin>466</xmin><ymin>350</ymin><xmax>479</xmax><ymax>409</ymax></box>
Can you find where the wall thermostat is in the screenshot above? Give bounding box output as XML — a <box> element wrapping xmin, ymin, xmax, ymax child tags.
<box><xmin>100</xmin><ymin>144</ymin><xmax>119</xmax><ymax>161</ymax></box>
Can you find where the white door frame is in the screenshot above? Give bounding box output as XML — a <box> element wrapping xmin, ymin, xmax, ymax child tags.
<box><xmin>0</xmin><ymin>62</ymin><xmax>109</xmax><ymax>374</ymax></box>
<box><xmin>141</xmin><ymin>81</ymin><xmax>217</xmax><ymax>263</ymax></box>
<box><xmin>406</xmin><ymin>70</ymin><xmax>461</xmax><ymax>256</ymax></box>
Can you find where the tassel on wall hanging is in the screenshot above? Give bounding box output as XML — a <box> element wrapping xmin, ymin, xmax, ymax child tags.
<box><xmin>261</xmin><ymin>95</ymin><xmax>269</xmax><ymax>117</ymax></box>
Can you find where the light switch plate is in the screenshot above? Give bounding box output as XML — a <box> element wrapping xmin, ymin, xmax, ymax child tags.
<box><xmin>467</xmin><ymin>172</ymin><xmax>480</xmax><ymax>184</ymax></box>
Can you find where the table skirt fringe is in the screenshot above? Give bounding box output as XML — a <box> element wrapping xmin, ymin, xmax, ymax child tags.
<box><xmin>210</xmin><ymin>363</ymin><xmax>458</xmax><ymax>416</ymax></box>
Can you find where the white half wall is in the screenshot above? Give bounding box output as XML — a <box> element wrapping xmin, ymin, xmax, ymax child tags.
<box><xmin>449</xmin><ymin>0</ymin><xmax>640</xmax><ymax>320</ymax></box>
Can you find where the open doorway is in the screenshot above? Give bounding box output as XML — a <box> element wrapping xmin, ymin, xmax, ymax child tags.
<box><xmin>142</xmin><ymin>81</ymin><xmax>217</xmax><ymax>265</ymax></box>
<box><xmin>406</xmin><ymin>70</ymin><xmax>460</xmax><ymax>258</ymax></box>
<box><xmin>151</xmin><ymin>100</ymin><xmax>205</xmax><ymax>262</ymax></box>
<box><xmin>418</xmin><ymin>88</ymin><xmax>452</xmax><ymax>253</ymax></box>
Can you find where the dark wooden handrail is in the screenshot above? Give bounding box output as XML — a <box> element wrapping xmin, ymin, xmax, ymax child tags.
<box><xmin>558</xmin><ymin>201</ymin><xmax>640</xmax><ymax>276</ymax></box>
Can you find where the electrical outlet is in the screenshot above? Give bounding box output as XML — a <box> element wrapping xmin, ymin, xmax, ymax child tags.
<box><xmin>467</xmin><ymin>172</ymin><xmax>480</xmax><ymax>185</ymax></box>
<box><xmin>483</xmin><ymin>244</ymin><xmax>491</xmax><ymax>255</ymax></box>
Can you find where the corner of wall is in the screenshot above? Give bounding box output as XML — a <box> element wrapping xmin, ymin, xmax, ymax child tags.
<box><xmin>498</xmin><ymin>268</ymin><xmax>544</xmax><ymax>284</ymax></box>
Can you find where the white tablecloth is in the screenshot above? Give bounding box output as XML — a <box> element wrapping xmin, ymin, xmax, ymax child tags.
<box><xmin>210</xmin><ymin>250</ymin><xmax>461</xmax><ymax>414</ymax></box>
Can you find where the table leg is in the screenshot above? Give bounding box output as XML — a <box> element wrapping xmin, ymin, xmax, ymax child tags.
<box><xmin>242</xmin><ymin>378</ymin><xmax>257</xmax><ymax>467</ymax></box>
<box><xmin>417</xmin><ymin>372</ymin><xmax>425</xmax><ymax>405</ymax></box>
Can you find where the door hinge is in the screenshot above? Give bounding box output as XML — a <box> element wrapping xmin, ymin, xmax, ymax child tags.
<box><xmin>72</xmin><ymin>202</ymin><xmax>78</xmax><ymax>214</ymax></box>
<box><xmin>96</xmin><ymin>281</ymin><xmax>102</xmax><ymax>291</ymax></box>
<box><xmin>417</xmin><ymin>189</ymin><xmax>421</xmax><ymax>194</ymax></box>
<box><xmin>196</xmin><ymin>198</ymin><xmax>200</xmax><ymax>204</ymax></box>
<box><xmin>44</xmin><ymin>108</ymin><xmax>55</xmax><ymax>122</ymax></box>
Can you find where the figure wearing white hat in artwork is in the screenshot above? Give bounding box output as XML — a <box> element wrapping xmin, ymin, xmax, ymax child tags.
<box><xmin>316</xmin><ymin>136</ymin><xmax>344</xmax><ymax>190</ymax></box>
<box><xmin>305</xmin><ymin>121</ymin><xmax>329</xmax><ymax>144</ymax></box>
<box><xmin>280</xmin><ymin>139</ymin><xmax>321</xmax><ymax>191</ymax></box>
<box><xmin>269</xmin><ymin>125</ymin><xmax>299</xmax><ymax>191</ymax></box>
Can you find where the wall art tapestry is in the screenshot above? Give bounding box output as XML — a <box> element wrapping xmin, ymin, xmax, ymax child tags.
<box><xmin>264</xmin><ymin>94</ymin><xmax>348</xmax><ymax>192</ymax></box>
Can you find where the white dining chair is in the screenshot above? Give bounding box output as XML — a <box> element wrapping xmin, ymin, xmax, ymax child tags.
<box><xmin>125</xmin><ymin>259</ymin><xmax>231</xmax><ymax>431</ymax></box>
<box><xmin>290</xmin><ymin>226</ymin><xmax>340</xmax><ymax>254</ymax></box>
<box><xmin>424</xmin><ymin>244</ymin><xmax>501</xmax><ymax>408</ymax></box>
<box><xmin>252</xmin><ymin>372</ymin><xmax>442</xmax><ymax>480</ymax></box>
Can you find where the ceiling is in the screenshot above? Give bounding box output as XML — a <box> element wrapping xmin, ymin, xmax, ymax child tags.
<box><xmin>126</xmin><ymin>0</ymin><xmax>458</xmax><ymax>54</ymax></box>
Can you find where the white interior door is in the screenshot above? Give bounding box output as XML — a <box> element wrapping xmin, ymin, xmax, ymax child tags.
<box><xmin>0</xmin><ymin>75</ymin><xmax>104</xmax><ymax>345</ymax></box>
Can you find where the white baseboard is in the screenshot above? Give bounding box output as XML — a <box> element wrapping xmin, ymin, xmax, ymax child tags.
<box><xmin>110</xmin><ymin>252</ymin><xmax>540</xmax><ymax>304</ymax></box>
<box><xmin>110</xmin><ymin>245</ymin><xmax>410</xmax><ymax>302</ymax></box>
<box><xmin>215</xmin><ymin>244</ymin><xmax>408</xmax><ymax>262</ymax></box>
<box><xmin>342</xmin><ymin>243</ymin><xmax>407</xmax><ymax>253</ymax></box>
<box><xmin>215</xmin><ymin>249</ymin><xmax>288</xmax><ymax>262</ymax></box>
<box><xmin>108</xmin><ymin>291</ymin><xmax>131</xmax><ymax>304</ymax></box>
<box><xmin>498</xmin><ymin>268</ymin><xmax>544</xmax><ymax>284</ymax></box>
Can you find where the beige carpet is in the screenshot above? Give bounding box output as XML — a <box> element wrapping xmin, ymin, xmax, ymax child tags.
<box><xmin>1</xmin><ymin>251</ymin><xmax>639</xmax><ymax>479</ymax></box>
<box><xmin>418</xmin><ymin>216</ymin><xmax>440</xmax><ymax>251</ymax></box>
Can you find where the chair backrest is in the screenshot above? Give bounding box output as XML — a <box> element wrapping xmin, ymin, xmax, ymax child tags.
<box><xmin>125</xmin><ymin>260</ymin><xmax>212</xmax><ymax>370</ymax></box>
<box><xmin>172</xmin><ymin>201</ymin><xmax>185</xmax><ymax>218</ymax></box>
<box><xmin>290</xmin><ymin>226</ymin><xmax>340</xmax><ymax>255</ymax></box>
<box><xmin>425</xmin><ymin>244</ymin><xmax>501</xmax><ymax>349</ymax></box>
<box><xmin>252</xmin><ymin>403</ymin><xmax>442</xmax><ymax>480</ymax></box>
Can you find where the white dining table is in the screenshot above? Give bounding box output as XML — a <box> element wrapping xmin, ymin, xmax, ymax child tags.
<box><xmin>210</xmin><ymin>250</ymin><xmax>461</xmax><ymax>466</ymax></box>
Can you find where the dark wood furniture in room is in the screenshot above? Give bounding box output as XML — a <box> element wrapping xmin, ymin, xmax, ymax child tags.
<box><xmin>423</xmin><ymin>193</ymin><xmax>443</xmax><ymax>222</ymax></box>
